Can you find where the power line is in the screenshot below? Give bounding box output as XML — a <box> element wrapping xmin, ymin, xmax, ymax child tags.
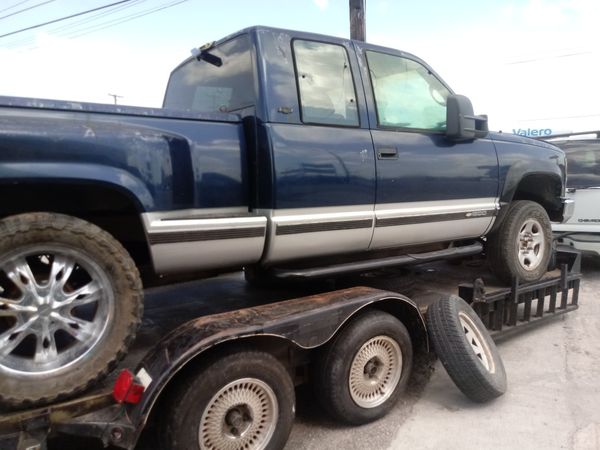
<box><xmin>0</xmin><ymin>0</ymin><xmax>133</xmax><ymax>39</ymax></box>
<box><xmin>66</xmin><ymin>0</ymin><xmax>189</xmax><ymax>39</ymax></box>
<box><xmin>515</xmin><ymin>113</ymin><xmax>600</xmax><ymax>122</ymax></box>
<box><xmin>506</xmin><ymin>51</ymin><xmax>592</xmax><ymax>65</ymax></box>
<box><xmin>50</xmin><ymin>0</ymin><xmax>147</xmax><ymax>34</ymax></box>
<box><xmin>0</xmin><ymin>0</ymin><xmax>146</xmax><ymax>49</ymax></box>
<box><xmin>0</xmin><ymin>0</ymin><xmax>55</xmax><ymax>21</ymax></box>
<box><xmin>0</xmin><ymin>0</ymin><xmax>33</xmax><ymax>15</ymax></box>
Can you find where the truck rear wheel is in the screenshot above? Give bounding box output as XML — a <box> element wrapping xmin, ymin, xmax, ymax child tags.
<box><xmin>426</xmin><ymin>295</ymin><xmax>507</xmax><ymax>402</ymax></box>
<box><xmin>313</xmin><ymin>310</ymin><xmax>413</xmax><ymax>425</ymax></box>
<box><xmin>161</xmin><ymin>350</ymin><xmax>295</xmax><ymax>450</ymax></box>
<box><xmin>0</xmin><ymin>212</ymin><xmax>142</xmax><ymax>407</ymax></box>
<box><xmin>487</xmin><ymin>200</ymin><xmax>552</xmax><ymax>284</ymax></box>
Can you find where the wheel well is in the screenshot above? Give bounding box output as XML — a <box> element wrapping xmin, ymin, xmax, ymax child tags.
<box><xmin>512</xmin><ymin>174</ymin><xmax>563</xmax><ymax>221</ymax></box>
<box><xmin>0</xmin><ymin>182</ymin><xmax>153</xmax><ymax>280</ymax></box>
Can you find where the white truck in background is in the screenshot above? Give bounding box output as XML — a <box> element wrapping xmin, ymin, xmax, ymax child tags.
<box><xmin>546</xmin><ymin>131</ymin><xmax>600</xmax><ymax>257</ymax></box>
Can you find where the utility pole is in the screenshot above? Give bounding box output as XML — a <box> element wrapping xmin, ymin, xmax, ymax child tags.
<box><xmin>349</xmin><ymin>0</ymin><xmax>366</xmax><ymax>41</ymax></box>
<box><xmin>108</xmin><ymin>93</ymin><xmax>123</xmax><ymax>105</ymax></box>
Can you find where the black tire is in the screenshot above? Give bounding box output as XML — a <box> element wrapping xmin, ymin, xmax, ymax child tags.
<box><xmin>161</xmin><ymin>350</ymin><xmax>295</xmax><ymax>450</ymax></box>
<box><xmin>487</xmin><ymin>200</ymin><xmax>552</xmax><ymax>284</ymax></box>
<box><xmin>313</xmin><ymin>310</ymin><xmax>413</xmax><ymax>425</ymax></box>
<box><xmin>426</xmin><ymin>295</ymin><xmax>507</xmax><ymax>402</ymax></box>
<box><xmin>0</xmin><ymin>212</ymin><xmax>142</xmax><ymax>407</ymax></box>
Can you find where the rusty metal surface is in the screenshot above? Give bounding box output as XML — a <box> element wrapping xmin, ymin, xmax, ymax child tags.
<box><xmin>0</xmin><ymin>392</ymin><xmax>113</xmax><ymax>434</ymax></box>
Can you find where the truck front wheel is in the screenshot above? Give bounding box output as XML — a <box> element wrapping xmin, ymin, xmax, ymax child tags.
<box><xmin>0</xmin><ymin>212</ymin><xmax>142</xmax><ymax>406</ymax></box>
<box><xmin>487</xmin><ymin>200</ymin><xmax>552</xmax><ymax>284</ymax></box>
<box><xmin>313</xmin><ymin>310</ymin><xmax>413</xmax><ymax>425</ymax></box>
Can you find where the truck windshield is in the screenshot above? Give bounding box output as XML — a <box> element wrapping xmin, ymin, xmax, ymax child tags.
<box><xmin>163</xmin><ymin>34</ymin><xmax>254</xmax><ymax>114</ymax></box>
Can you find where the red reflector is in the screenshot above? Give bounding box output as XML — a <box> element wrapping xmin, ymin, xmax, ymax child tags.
<box><xmin>113</xmin><ymin>369</ymin><xmax>145</xmax><ymax>404</ymax></box>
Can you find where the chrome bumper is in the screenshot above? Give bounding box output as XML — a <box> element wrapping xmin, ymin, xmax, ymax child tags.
<box><xmin>561</xmin><ymin>198</ymin><xmax>575</xmax><ymax>222</ymax></box>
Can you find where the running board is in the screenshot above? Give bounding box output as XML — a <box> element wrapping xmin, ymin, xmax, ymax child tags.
<box><xmin>272</xmin><ymin>242</ymin><xmax>483</xmax><ymax>279</ymax></box>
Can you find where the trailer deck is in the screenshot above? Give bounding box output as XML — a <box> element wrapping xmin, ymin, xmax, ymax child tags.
<box><xmin>0</xmin><ymin>249</ymin><xmax>582</xmax><ymax>449</ymax></box>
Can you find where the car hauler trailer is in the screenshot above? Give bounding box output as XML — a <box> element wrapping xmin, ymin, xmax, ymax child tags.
<box><xmin>0</xmin><ymin>249</ymin><xmax>582</xmax><ymax>450</ymax></box>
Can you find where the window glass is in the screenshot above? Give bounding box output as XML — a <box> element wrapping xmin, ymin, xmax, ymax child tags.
<box><xmin>558</xmin><ymin>141</ymin><xmax>600</xmax><ymax>188</ymax></box>
<box><xmin>164</xmin><ymin>35</ymin><xmax>254</xmax><ymax>114</ymax></box>
<box><xmin>293</xmin><ymin>40</ymin><xmax>359</xmax><ymax>126</ymax></box>
<box><xmin>366</xmin><ymin>51</ymin><xmax>449</xmax><ymax>131</ymax></box>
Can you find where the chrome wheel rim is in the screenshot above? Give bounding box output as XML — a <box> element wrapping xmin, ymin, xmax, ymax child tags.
<box><xmin>517</xmin><ymin>218</ymin><xmax>545</xmax><ymax>271</ymax></box>
<box><xmin>349</xmin><ymin>335</ymin><xmax>403</xmax><ymax>408</ymax></box>
<box><xmin>199</xmin><ymin>378</ymin><xmax>278</xmax><ymax>450</ymax></box>
<box><xmin>0</xmin><ymin>245</ymin><xmax>114</xmax><ymax>375</ymax></box>
<box><xmin>458</xmin><ymin>312</ymin><xmax>494</xmax><ymax>373</ymax></box>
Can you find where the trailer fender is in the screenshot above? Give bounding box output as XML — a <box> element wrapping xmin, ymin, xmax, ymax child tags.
<box><xmin>127</xmin><ymin>286</ymin><xmax>426</xmax><ymax>443</ymax></box>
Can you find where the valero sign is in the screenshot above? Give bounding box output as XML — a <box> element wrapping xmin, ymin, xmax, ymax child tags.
<box><xmin>512</xmin><ymin>128</ymin><xmax>553</xmax><ymax>137</ymax></box>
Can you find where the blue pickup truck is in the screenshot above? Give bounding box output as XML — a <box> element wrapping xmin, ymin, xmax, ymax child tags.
<box><xmin>0</xmin><ymin>26</ymin><xmax>572</xmax><ymax>406</ymax></box>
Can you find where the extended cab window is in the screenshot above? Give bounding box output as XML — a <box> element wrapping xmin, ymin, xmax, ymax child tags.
<box><xmin>163</xmin><ymin>35</ymin><xmax>254</xmax><ymax>114</ymax></box>
<box><xmin>293</xmin><ymin>40</ymin><xmax>359</xmax><ymax>127</ymax></box>
<box><xmin>366</xmin><ymin>51</ymin><xmax>449</xmax><ymax>131</ymax></box>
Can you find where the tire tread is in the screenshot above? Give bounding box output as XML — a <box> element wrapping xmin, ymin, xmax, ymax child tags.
<box><xmin>0</xmin><ymin>212</ymin><xmax>143</xmax><ymax>407</ymax></box>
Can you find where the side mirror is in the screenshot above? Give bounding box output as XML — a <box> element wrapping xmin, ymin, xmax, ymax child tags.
<box><xmin>446</xmin><ymin>94</ymin><xmax>488</xmax><ymax>141</ymax></box>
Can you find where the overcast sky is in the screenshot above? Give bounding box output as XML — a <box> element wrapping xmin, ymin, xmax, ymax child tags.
<box><xmin>0</xmin><ymin>0</ymin><xmax>598</xmax><ymax>135</ymax></box>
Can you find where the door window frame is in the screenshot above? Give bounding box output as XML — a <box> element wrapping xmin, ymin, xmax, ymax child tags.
<box><xmin>291</xmin><ymin>38</ymin><xmax>362</xmax><ymax>128</ymax></box>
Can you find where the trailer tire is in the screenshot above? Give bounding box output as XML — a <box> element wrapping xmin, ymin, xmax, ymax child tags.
<box><xmin>487</xmin><ymin>200</ymin><xmax>552</xmax><ymax>284</ymax></box>
<box><xmin>313</xmin><ymin>310</ymin><xmax>413</xmax><ymax>425</ymax></box>
<box><xmin>162</xmin><ymin>350</ymin><xmax>295</xmax><ymax>450</ymax></box>
<box><xmin>0</xmin><ymin>212</ymin><xmax>142</xmax><ymax>407</ymax></box>
<box><xmin>426</xmin><ymin>295</ymin><xmax>507</xmax><ymax>402</ymax></box>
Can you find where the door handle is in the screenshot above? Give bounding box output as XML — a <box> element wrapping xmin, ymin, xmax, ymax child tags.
<box><xmin>377</xmin><ymin>147</ymin><xmax>398</xmax><ymax>159</ymax></box>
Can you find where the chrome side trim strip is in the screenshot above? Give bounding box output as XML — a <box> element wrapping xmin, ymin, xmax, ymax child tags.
<box><xmin>374</xmin><ymin>198</ymin><xmax>498</xmax><ymax>218</ymax></box>
<box><xmin>142</xmin><ymin>213</ymin><xmax>267</xmax><ymax>234</ymax></box>
<box><xmin>276</xmin><ymin>219</ymin><xmax>373</xmax><ymax>235</ymax></box>
<box><xmin>142</xmin><ymin>199</ymin><xmax>500</xmax><ymax>270</ymax></box>
<box><xmin>144</xmin><ymin>207</ymin><xmax>249</xmax><ymax>221</ymax></box>
<box><xmin>141</xmin><ymin>211</ymin><xmax>267</xmax><ymax>274</ymax></box>
<box><xmin>375</xmin><ymin>209</ymin><xmax>496</xmax><ymax>227</ymax></box>
<box><xmin>264</xmin><ymin>205</ymin><xmax>375</xmax><ymax>264</ymax></box>
<box><xmin>148</xmin><ymin>227</ymin><xmax>266</xmax><ymax>245</ymax></box>
<box><xmin>370</xmin><ymin>198</ymin><xmax>499</xmax><ymax>250</ymax></box>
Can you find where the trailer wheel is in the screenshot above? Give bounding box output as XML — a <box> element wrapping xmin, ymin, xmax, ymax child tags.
<box><xmin>162</xmin><ymin>350</ymin><xmax>295</xmax><ymax>450</ymax></box>
<box><xmin>313</xmin><ymin>310</ymin><xmax>413</xmax><ymax>425</ymax></box>
<box><xmin>0</xmin><ymin>213</ymin><xmax>142</xmax><ymax>407</ymax></box>
<box><xmin>426</xmin><ymin>295</ymin><xmax>507</xmax><ymax>402</ymax></box>
<box><xmin>487</xmin><ymin>200</ymin><xmax>552</xmax><ymax>284</ymax></box>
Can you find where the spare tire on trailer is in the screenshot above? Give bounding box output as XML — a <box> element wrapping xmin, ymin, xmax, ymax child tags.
<box><xmin>0</xmin><ymin>212</ymin><xmax>143</xmax><ymax>407</ymax></box>
<box><xmin>426</xmin><ymin>295</ymin><xmax>507</xmax><ymax>403</ymax></box>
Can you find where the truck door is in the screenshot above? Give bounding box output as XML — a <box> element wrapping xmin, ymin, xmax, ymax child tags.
<box><xmin>262</xmin><ymin>38</ymin><xmax>377</xmax><ymax>264</ymax></box>
<box><xmin>553</xmin><ymin>138</ymin><xmax>600</xmax><ymax>254</ymax></box>
<box><xmin>355</xmin><ymin>45</ymin><xmax>499</xmax><ymax>249</ymax></box>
